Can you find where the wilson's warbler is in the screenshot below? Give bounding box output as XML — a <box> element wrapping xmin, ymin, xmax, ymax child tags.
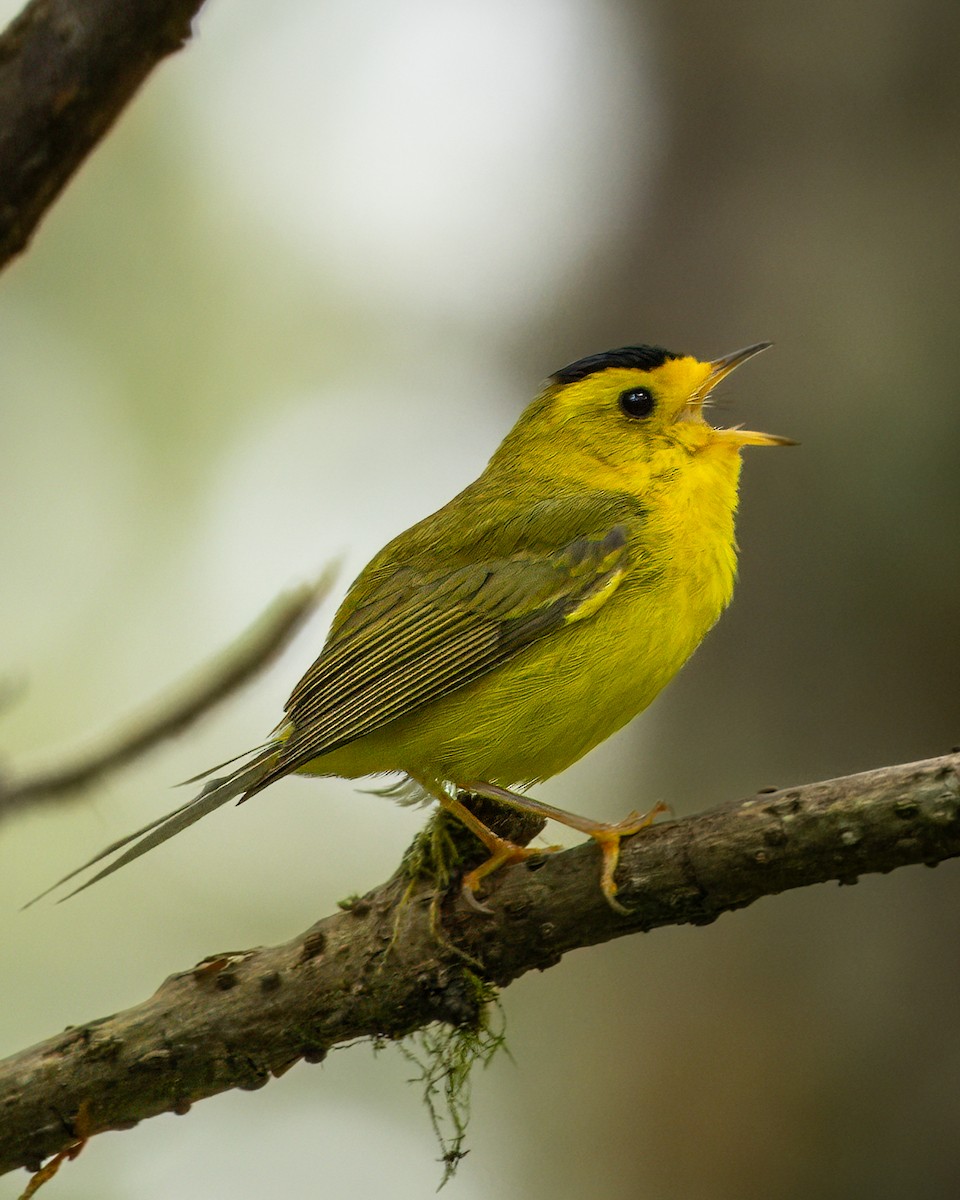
<box><xmin>37</xmin><ymin>343</ymin><xmax>791</xmax><ymax>912</ymax></box>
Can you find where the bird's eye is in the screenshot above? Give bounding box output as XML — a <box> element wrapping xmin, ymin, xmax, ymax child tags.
<box><xmin>618</xmin><ymin>387</ymin><xmax>655</xmax><ymax>419</ymax></box>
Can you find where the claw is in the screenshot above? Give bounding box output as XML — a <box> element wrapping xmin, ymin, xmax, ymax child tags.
<box><xmin>460</xmin><ymin>880</ymin><xmax>495</xmax><ymax>915</ymax></box>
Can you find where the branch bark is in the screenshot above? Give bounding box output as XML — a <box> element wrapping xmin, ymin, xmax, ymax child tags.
<box><xmin>0</xmin><ymin>0</ymin><xmax>207</xmax><ymax>272</ymax></box>
<box><xmin>2</xmin><ymin>751</ymin><xmax>958</xmax><ymax>1177</ymax></box>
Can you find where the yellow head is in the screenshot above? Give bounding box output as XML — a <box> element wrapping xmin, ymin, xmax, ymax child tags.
<box><xmin>495</xmin><ymin>343</ymin><xmax>792</xmax><ymax>491</ymax></box>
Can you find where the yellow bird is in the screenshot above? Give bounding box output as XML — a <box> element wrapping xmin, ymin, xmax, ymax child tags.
<box><xmin>38</xmin><ymin>343</ymin><xmax>791</xmax><ymax>912</ymax></box>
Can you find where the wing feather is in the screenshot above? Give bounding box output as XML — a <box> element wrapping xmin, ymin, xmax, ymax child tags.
<box><xmin>250</xmin><ymin>523</ymin><xmax>633</xmax><ymax>790</ymax></box>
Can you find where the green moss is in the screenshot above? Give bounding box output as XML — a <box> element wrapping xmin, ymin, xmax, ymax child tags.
<box><xmin>402</xmin><ymin>808</ymin><xmax>482</xmax><ymax>893</ymax></box>
<box><xmin>392</xmin><ymin>808</ymin><xmax>510</xmax><ymax>1180</ymax></box>
<box><xmin>399</xmin><ymin>971</ymin><xmax>506</xmax><ymax>1187</ymax></box>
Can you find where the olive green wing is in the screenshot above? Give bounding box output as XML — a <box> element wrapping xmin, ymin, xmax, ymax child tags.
<box><xmin>253</xmin><ymin>522</ymin><xmax>632</xmax><ymax>788</ymax></box>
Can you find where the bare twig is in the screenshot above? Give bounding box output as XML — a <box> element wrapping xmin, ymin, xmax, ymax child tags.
<box><xmin>0</xmin><ymin>569</ymin><xmax>338</xmax><ymax>820</ymax></box>
<box><xmin>2</xmin><ymin>751</ymin><xmax>958</xmax><ymax>1177</ymax></box>
<box><xmin>0</xmin><ymin>0</ymin><xmax>208</xmax><ymax>271</ymax></box>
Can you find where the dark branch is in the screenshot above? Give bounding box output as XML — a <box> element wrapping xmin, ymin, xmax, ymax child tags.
<box><xmin>0</xmin><ymin>571</ymin><xmax>337</xmax><ymax>820</ymax></box>
<box><xmin>0</xmin><ymin>0</ymin><xmax>207</xmax><ymax>271</ymax></box>
<box><xmin>2</xmin><ymin>751</ymin><xmax>958</xmax><ymax>1177</ymax></box>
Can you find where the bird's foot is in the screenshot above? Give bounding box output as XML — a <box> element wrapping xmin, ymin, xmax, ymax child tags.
<box><xmin>460</xmin><ymin>836</ymin><xmax>562</xmax><ymax>914</ymax></box>
<box><xmin>589</xmin><ymin>802</ymin><xmax>669</xmax><ymax>914</ymax></box>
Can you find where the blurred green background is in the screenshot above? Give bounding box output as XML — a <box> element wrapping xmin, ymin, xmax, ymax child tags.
<box><xmin>3</xmin><ymin>0</ymin><xmax>960</xmax><ymax>1197</ymax></box>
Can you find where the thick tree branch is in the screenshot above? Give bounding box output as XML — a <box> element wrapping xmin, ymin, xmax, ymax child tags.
<box><xmin>2</xmin><ymin>751</ymin><xmax>958</xmax><ymax>1177</ymax></box>
<box><xmin>0</xmin><ymin>0</ymin><xmax>207</xmax><ymax>271</ymax></box>
<box><xmin>0</xmin><ymin>571</ymin><xmax>337</xmax><ymax>821</ymax></box>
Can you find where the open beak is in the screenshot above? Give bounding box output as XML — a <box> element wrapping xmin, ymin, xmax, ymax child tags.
<box><xmin>695</xmin><ymin>342</ymin><xmax>796</xmax><ymax>447</ymax></box>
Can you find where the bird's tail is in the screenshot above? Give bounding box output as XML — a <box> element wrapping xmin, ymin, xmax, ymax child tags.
<box><xmin>24</xmin><ymin>747</ymin><xmax>279</xmax><ymax>906</ymax></box>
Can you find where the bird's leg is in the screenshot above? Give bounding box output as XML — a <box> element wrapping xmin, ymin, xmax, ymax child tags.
<box><xmin>410</xmin><ymin>777</ymin><xmax>561</xmax><ymax>913</ymax></box>
<box><xmin>442</xmin><ymin>791</ymin><xmax>564</xmax><ymax>913</ymax></box>
<box><xmin>463</xmin><ymin>780</ymin><xmax>668</xmax><ymax>914</ymax></box>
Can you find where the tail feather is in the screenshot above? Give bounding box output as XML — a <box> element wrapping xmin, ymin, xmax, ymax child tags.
<box><xmin>24</xmin><ymin>750</ymin><xmax>278</xmax><ymax>907</ymax></box>
<box><xmin>176</xmin><ymin>741</ymin><xmax>276</xmax><ymax>787</ymax></box>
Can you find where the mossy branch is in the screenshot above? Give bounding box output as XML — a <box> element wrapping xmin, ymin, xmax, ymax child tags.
<box><xmin>1</xmin><ymin>751</ymin><xmax>958</xmax><ymax>1178</ymax></box>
